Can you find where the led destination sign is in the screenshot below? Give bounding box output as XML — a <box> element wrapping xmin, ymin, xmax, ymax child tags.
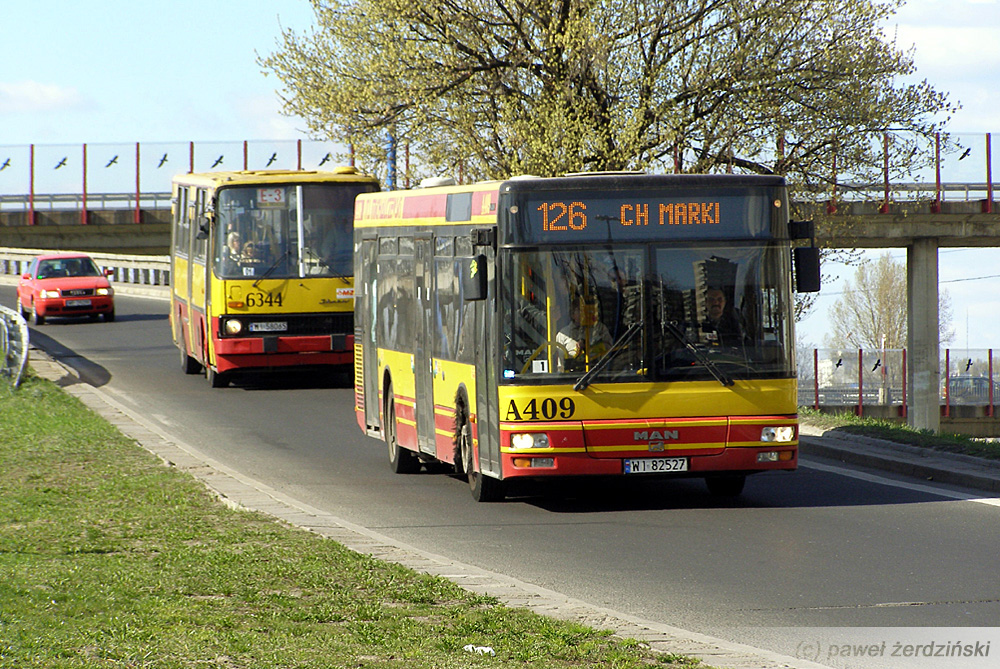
<box><xmin>506</xmin><ymin>187</ymin><xmax>780</xmax><ymax>244</ymax></box>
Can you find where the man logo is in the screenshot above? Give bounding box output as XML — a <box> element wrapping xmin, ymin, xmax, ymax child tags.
<box><xmin>634</xmin><ymin>430</ymin><xmax>679</xmax><ymax>452</ymax></box>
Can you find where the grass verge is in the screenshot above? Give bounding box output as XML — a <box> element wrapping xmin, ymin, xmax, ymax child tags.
<box><xmin>1</xmin><ymin>371</ymin><xmax>707</xmax><ymax>668</ymax></box>
<box><xmin>799</xmin><ymin>407</ymin><xmax>1000</xmax><ymax>460</ymax></box>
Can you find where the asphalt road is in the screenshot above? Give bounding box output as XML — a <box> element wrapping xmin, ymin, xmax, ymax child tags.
<box><xmin>5</xmin><ymin>285</ymin><xmax>999</xmax><ymax>668</ymax></box>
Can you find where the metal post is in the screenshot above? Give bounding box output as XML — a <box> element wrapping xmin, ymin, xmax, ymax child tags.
<box><xmin>29</xmin><ymin>144</ymin><xmax>35</xmax><ymax>226</ymax></box>
<box><xmin>932</xmin><ymin>132</ymin><xmax>941</xmax><ymax>213</ymax></box>
<box><xmin>81</xmin><ymin>143</ymin><xmax>89</xmax><ymax>225</ymax></box>
<box><xmin>902</xmin><ymin>348</ymin><xmax>908</xmax><ymax>418</ymax></box>
<box><xmin>189</xmin><ymin>141</ymin><xmax>194</xmax><ymax>174</ymax></box>
<box><xmin>134</xmin><ymin>142</ymin><xmax>141</xmax><ymax>224</ymax></box>
<box><xmin>880</xmin><ymin>133</ymin><xmax>890</xmax><ymax>214</ymax></box>
<box><xmin>986</xmin><ymin>133</ymin><xmax>994</xmax><ymax>214</ymax></box>
<box><xmin>989</xmin><ymin>349</ymin><xmax>995</xmax><ymax>418</ymax></box>
<box><xmin>944</xmin><ymin>348</ymin><xmax>951</xmax><ymax>417</ymax></box>
<box><xmin>857</xmin><ymin>348</ymin><xmax>864</xmax><ymax>416</ymax></box>
<box><xmin>813</xmin><ymin>348</ymin><xmax>819</xmax><ymax>410</ymax></box>
<box><xmin>297</xmin><ymin>139</ymin><xmax>302</xmax><ymax>171</ymax></box>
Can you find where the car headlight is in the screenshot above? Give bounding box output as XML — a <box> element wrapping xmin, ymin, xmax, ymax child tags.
<box><xmin>96</xmin><ymin>287</ymin><xmax>111</xmax><ymax>296</ymax></box>
<box><xmin>223</xmin><ymin>319</ymin><xmax>243</xmax><ymax>335</ymax></box>
<box><xmin>510</xmin><ymin>433</ymin><xmax>550</xmax><ymax>449</ymax></box>
<box><xmin>40</xmin><ymin>289</ymin><xmax>60</xmax><ymax>298</ymax></box>
<box><xmin>761</xmin><ymin>426</ymin><xmax>795</xmax><ymax>443</ymax></box>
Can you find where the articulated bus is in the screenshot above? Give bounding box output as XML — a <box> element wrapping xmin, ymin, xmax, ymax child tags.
<box><xmin>353</xmin><ymin>173</ymin><xmax>820</xmax><ymax>501</ymax></box>
<box><xmin>170</xmin><ymin>168</ymin><xmax>378</xmax><ymax>387</ymax></box>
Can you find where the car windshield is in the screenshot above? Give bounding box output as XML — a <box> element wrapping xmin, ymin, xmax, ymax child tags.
<box><xmin>37</xmin><ymin>257</ymin><xmax>101</xmax><ymax>279</ymax></box>
<box><xmin>500</xmin><ymin>244</ymin><xmax>794</xmax><ymax>384</ymax></box>
<box><xmin>214</xmin><ymin>182</ymin><xmax>375</xmax><ymax>279</ymax></box>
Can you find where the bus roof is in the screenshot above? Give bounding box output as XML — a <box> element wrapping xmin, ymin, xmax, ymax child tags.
<box><xmin>172</xmin><ymin>167</ymin><xmax>378</xmax><ymax>190</ymax></box>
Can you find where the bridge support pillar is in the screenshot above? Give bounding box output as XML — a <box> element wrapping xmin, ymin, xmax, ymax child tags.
<box><xmin>907</xmin><ymin>238</ymin><xmax>941</xmax><ymax>433</ymax></box>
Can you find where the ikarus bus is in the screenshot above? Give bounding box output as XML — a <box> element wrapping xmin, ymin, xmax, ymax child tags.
<box><xmin>170</xmin><ymin>168</ymin><xmax>378</xmax><ymax>387</ymax></box>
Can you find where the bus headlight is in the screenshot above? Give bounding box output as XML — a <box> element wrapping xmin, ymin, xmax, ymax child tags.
<box><xmin>223</xmin><ymin>319</ymin><xmax>243</xmax><ymax>335</ymax></box>
<box><xmin>760</xmin><ymin>426</ymin><xmax>795</xmax><ymax>443</ymax></box>
<box><xmin>510</xmin><ymin>433</ymin><xmax>549</xmax><ymax>449</ymax></box>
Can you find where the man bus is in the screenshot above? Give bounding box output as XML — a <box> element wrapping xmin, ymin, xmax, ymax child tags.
<box><xmin>353</xmin><ymin>173</ymin><xmax>819</xmax><ymax>501</ymax></box>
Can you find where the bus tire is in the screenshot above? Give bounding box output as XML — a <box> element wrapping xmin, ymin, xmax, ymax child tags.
<box><xmin>386</xmin><ymin>384</ymin><xmax>420</xmax><ymax>474</ymax></box>
<box><xmin>207</xmin><ymin>366</ymin><xmax>230</xmax><ymax>388</ymax></box>
<box><xmin>459</xmin><ymin>422</ymin><xmax>504</xmax><ymax>502</ymax></box>
<box><xmin>180</xmin><ymin>339</ymin><xmax>201</xmax><ymax>375</ymax></box>
<box><xmin>705</xmin><ymin>475</ymin><xmax>746</xmax><ymax>497</ymax></box>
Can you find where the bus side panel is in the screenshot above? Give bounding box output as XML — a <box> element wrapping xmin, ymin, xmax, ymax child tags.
<box><xmin>430</xmin><ymin>359</ymin><xmax>477</xmax><ymax>464</ymax></box>
<box><xmin>380</xmin><ymin>349</ymin><xmax>418</xmax><ymax>453</ymax></box>
<box><xmin>171</xmin><ymin>254</ymin><xmax>191</xmax><ymax>350</ymax></box>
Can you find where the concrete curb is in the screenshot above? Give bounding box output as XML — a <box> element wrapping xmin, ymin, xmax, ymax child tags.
<box><xmin>799</xmin><ymin>424</ymin><xmax>1000</xmax><ymax>493</ymax></box>
<box><xmin>23</xmin><ymin>347</ymin><xmax>828</xmax><ymax>669</ymax></box>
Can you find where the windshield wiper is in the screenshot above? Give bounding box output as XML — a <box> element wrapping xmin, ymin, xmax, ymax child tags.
<box><xmin>252</xmin><ymin>250</ymin><xmax>290</xmax><ymax>288</ymax></box>
<box><xmin>663</xmin><ymin>320</ymin><xmax>734</xmax><ymax>387</ymax></box>
<box><xmin>573</xmin><ymin>320</ymin><xmax>644</xmax><ymax>392</ymax></box>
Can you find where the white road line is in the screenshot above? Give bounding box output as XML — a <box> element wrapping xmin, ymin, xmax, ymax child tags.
<box><xmin>800</xmin><ymin>459</ymin><xmax>1000</xmax><ymax>507</ymax></box>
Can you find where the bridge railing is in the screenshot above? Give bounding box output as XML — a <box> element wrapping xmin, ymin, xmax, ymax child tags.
<box><xmin>0</xmin><ymin>247</ymin><xmax>170</xmax><ymax>288</ymax></box>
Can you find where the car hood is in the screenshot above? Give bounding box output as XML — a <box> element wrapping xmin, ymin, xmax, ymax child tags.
<box><xmin>35</xmin><ymin>276</ymin><xmax>111</xmax><ymax>290</ymax></box>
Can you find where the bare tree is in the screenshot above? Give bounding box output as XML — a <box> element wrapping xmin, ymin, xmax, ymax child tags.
<box><xmin>825</xmin><ymin>252</ymin><xmax>954</xmax><ymax>349</ymax></box>
<box><xmin>260</xmin><ymin>0</ymin><xmax>954</xmax><ymax>184</ymax></box>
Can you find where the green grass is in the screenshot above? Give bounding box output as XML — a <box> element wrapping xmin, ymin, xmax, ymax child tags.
<box><xmin>798</xmin><ymin>407</ymin><xmax>1000</xmax><ymax>460</ymax></box>
<box><xmin>0</xmin><ymin>372</ymin><xmax>708</xmax><ymax>669</ymax></box>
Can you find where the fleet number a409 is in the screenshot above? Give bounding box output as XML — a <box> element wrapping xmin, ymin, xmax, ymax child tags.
<box><xmin>505</xmin><ymin>397</ymin><xmax>576</xmax><ymax>420</ymax></box>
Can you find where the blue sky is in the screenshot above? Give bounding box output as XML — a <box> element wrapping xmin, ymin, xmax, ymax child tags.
<box><xmin>2</xmin><ymin>0</ymin><xmax>999</xmax><ymax>350</ymax></box>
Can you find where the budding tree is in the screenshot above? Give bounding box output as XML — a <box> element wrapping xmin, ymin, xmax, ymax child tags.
<box><xmin>260</xmin><ymin>0</ymin><xmax>954</xmax><ymax>185</ymax></box>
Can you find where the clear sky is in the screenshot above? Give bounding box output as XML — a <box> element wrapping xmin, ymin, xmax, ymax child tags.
<box><xmin>1</xmin><ymin>0</ymin><xmax>999</xmax><ymax>350</ymax></box>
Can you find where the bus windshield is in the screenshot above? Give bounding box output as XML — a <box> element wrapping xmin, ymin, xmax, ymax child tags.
<box><xmin>214</xmin><ymin>183</ymin><xmax>375</xmax><ymax>280</ymax></box>
<box><xmin>501</xmin><ymin>243</ymin><xmax>794</xmax><ymax>384</ymax></box>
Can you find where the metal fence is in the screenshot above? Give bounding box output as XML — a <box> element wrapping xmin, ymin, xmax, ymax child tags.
<box><xmin>799</xmin><ymin>348</ymin><xmax>997</xmax><ymax>415</ymax></box>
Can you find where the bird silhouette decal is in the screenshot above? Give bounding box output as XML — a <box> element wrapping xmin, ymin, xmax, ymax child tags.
<box><xmin>212</xmin><ymin>155</ymin><xmax>224</xmax><ymax>168</ymax></box>
<box><xmin>105</xmin><ymin>155</ymin><xmax>119</xmax><ymax>167</ymax></box>
<box><xmin>958</xmin><ymin>148</ymin><xmax>972</xmax><ymax>161</ymax></box>
<box><xmin>318</xmin><ymin>152</ymin><xmax>332</xmax><ymax>166</ymax></box>
<box><xmin>872</xmin><ymin>359</ymin><xmax>881</xmax><ymax>372</ymax></box>
<box><xmin>835</xmin><ymin>358</ymin><xmax>843</xmax><ymax>368</ymax></box>
<box><xmin>0</xmin><ymin>158</ymin><xmax>10</xmax><ymax>171</ymax></box>
<box><xmin>266</xmin><ymin>152</ymin><xmax>277</xmax><ymax>167</ymax></box>
<box><xmin>55</xmin><ymin>157</ymin><xmax>68</xmax><ymax>169</ymax></box>
<box><xmin>966</xmin><ymin>359</ymin><xmax>974</xmax><ymax>371</ymax></box>
<box><xmin>158</xmin><ymin>153</ymin><xmax>168</xmax><ymax>168</ymax></box>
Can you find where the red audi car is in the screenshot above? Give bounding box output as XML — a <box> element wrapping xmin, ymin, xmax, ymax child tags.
<box><xmin>16</xmin><ymin>253</ymin><xmax>115</xmax><ymax>325</ymax></box>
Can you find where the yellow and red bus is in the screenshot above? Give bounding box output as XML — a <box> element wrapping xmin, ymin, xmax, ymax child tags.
<box><xmin>170</xmin><ymin>168</ymin><xmax>378</xmax><ymax>387</ymax></box>
<box><xmin>353</xmin><ymin>173</ymin><xmax>819</xmax><ymax>501</ymax></box>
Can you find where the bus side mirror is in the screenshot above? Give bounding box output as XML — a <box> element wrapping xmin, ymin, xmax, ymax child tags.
<box><xmin>794</xmin><ymin>247</ymin><xmax>821</xmax><ymax>293</ymax></box>
<box><xmin>463</xmin><ymin>255</ymin><xmax>488</xmax><ymax>301</ymax></box>
<box><xmin>196</xmin><ymin>212</ymin><xmax>214</xmax><ymax>240</ymax></box>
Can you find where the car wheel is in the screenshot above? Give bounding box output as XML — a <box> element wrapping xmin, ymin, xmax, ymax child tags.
<box><xmin>30</xmin><ymin>302</ymin><xmax>45</xmax><ymax>325</ymax></box>
<box><xmin>103</xmin><ymin>309</ymin><xmax>116</xmax><ymax>322</ymax></box>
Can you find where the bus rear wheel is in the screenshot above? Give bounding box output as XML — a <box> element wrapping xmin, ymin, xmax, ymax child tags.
<box><xmin>458</xmin><ymin>423</ymin><xmax>504</xmax><ymax>502</ymax></box>
<box><xmin>386</xmin><ymin>386</ymin><xmax>420</xmax><ymax>474</ymax></box>
<box><xmin>180</xmin><ymin>339</ymin><xmax>201</xmax><ymax>375</ymax></box>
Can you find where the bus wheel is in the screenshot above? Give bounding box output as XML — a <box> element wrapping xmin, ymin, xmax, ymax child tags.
<box><xmin>180</xmin><ymin>339</ymin><xmax>201</xmax><ymax>375</ymax></box>
<box><xmin>705</xmin><ymin>475</ymin><xmax>746</xmax><ymax>497</ymax></box>
<box><xmin>459</xmin><ymin>422</ymin><xmax>504</xmax><ymax>502</ymax></box>
<box><xmin>386</xmin><ymin>386</ymin><xmax>420</xmax><ymax>474</ymax></box>
<box><xmin>206</xmin><ymin>366</ymin><xmax>230</xmax><ymax>388</ymax></box>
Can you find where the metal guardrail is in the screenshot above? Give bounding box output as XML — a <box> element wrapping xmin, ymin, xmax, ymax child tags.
<box><xmin>0</xmin><ymin>304</ymin><xmax>28</xmax><ymax>387</ymax></box>
<box><xmin>0</xmin><ymin>192</ymin><xmax>172</xmax><ymax>211</ymax></box>
<box><xmin>0</xmin><ymin>247</ymin><xmax>170</xmax><ymax>288</ymax></box>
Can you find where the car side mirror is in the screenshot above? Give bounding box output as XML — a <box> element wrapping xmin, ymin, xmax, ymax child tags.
<box><xmin>105</xmin><ymin>268</ymin><xmax>114</xmax><ymax>278</ymax></box>
<box><xmin>21</xmin><ymin>272</ymin><xmax>30</xmax><ymax>280</ymax></box>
